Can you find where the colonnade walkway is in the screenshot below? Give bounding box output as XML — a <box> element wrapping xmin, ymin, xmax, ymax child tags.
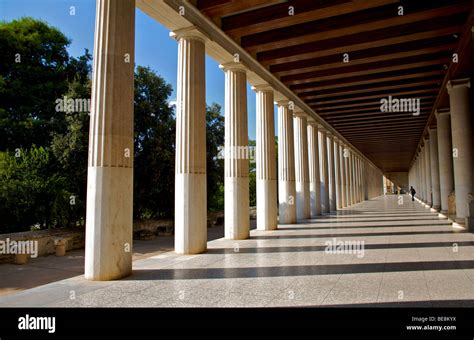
<box><xmin>2</xmin><ymin>195</ymin><xmax>474</xmax><ymax>307</ymax></box>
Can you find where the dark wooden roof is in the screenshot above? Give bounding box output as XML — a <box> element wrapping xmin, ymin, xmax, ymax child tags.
<box><xmin>195</xmin><ymin>0</ymin><xmax>474</xmax><ymax>172</ymax></box>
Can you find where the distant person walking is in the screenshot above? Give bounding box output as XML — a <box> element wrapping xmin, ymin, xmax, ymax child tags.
<box><xmin>410</xmin><ymin>186</ymin><xmax>416</xmax><ymax>201</ymax></box>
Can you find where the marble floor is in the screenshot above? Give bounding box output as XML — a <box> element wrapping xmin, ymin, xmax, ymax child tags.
<box><xmin>2</xmin><ymin>194</ymin><xmax>474</xmax><ymax>307</ymax></box>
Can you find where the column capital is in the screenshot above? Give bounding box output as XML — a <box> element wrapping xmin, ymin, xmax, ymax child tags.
<box><xmin>219</xmin><ymin>62</ymin><xmax>247</xmax><ymax>73</ymax></box>
<box><xmin>275</xmin><ymin>99</ymin><xmax>290</xmax><ymax>107</ymax></box>
<box><xmin>435</xmin><ymin>108</ymin><xmax>450</xmax><ymax>117</ymax></box>
<box><xmin>447</xmin><ymin>78</ymin><xmax>470</xmax><ymax>94</ymax></box>
<box><xmin>318</xmin><ymin>124</ymin><xmax>327</xmax><ymax>132</ymax></box>
<box><xmin>170</xmin><ymin>26</ymin><xmax>208</xmax><ymax>43</ymax></box>
<box><xmin>251</xmin><ymin>84</ymin><xmax>273</xmax><ymax>93</ymax></box>
<box><xmin>293</xmin><ymin>111</ymin><xmax>306</xmax><ymax>118</ymax></box>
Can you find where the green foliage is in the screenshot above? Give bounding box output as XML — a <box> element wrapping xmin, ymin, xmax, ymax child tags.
<box><xmin>0</xmin><ymin>147</ymin><xmax>71</xmax><ymax>232</ymax></box>
<box><xmin>133</xmin><ymin>66</ymin><xmax>175</xmax><ymax>219</ymax></box>
<box><xmin>206</xmin><ymin>103</ymin><xmax>225</xmax><ymax>212</ymax></box>
<box><xmin>0</xmin><ymin>17</ymin><xmax>71</xmax><ymax>150</ymax></box>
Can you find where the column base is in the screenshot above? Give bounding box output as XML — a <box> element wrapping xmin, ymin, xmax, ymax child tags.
<box><xmin>175</xmin><ymin>173</ymin><xmax>207</xmax><ymax>254</ymax></box>
<box><xmin>279</xmin><ymin>180</ymin><xmax>296</xmax><ymax>224</ymax></box>
<box><xmin>296</xmin><ymin>181</ymin><xmax>311</xmax><ymax>220</ymax></box>
<box><xmin>257</xmin><ymin>179</ymin><xmax>277</xmax><ymax>230</ymax></box>
<box><xmin>225</xmin><ymin>177</ymin><xmax>250</xmax><ymax>240</ymax></box>
<box><xmin>85</xmin><ymin>166</ymin><xmax>133</xmax><ymax>281</ymax></box>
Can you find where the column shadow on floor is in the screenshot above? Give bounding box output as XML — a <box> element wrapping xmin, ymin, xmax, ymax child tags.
<box><xmin>128</xmin><ymin>260</ymin><xmax>474</xmax><ymax>281</ymax></box>
<box><xmin>205</xmin><ymin>240</ymin><xmax>474</xmax><ymax>254</ymax></box>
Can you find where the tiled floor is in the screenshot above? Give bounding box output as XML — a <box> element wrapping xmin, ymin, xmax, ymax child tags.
<box><xmin>1</xmin><ymin>194</ymin><xmax>474</xmax><ymax>307</ymax></box>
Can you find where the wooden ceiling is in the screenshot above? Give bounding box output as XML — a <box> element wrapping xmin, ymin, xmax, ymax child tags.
<box><xmin>195</xmin><ymin>0</ymin><xmax>473</xmax><ymax>172</ymax></box>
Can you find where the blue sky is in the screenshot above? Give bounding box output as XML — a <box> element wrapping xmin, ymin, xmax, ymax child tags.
<box><xmin>0</xmin><ymin>0</ymin><xmax>281</xmax><ymax>140</ymax></box>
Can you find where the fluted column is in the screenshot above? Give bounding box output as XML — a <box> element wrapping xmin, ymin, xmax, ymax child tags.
<box><xmin>327</xmin><ymin>133</ymin><xmax>337</xmax><ymax>212</ymax></box>
<box><xmin>420</xmin><ymin>146</ymin><xmax>426</xmax><ymax>202</ymax></box>
<box><xmin>334</xmin><ymin>138</ymin><xmax>343</xmax><ymax>209</ymax></box>
<box><xmin>85</xmin><ymin>0</ymin><xmax>135</xmax><ymax>281</ymax></box>
<box><xmin>255</xmin><ymin>85</ymin><xmax>277</xmax><ymax>230</ymax></box>
<box><xmin>294</xmin><ymin>112</ymin><xmax>310</xmax><ymax>220</ymax></box>
<box><xmin>447</xmin><ymin>79</ymin><xmax>473</xmax><ymax>223</ymax></box>
<box><xmin>424</xmin><ymin>137</ymin><xmax>432</xmax><ymax>206</ymax></box>
<box><xmin>344</xmin><ymin>147</ymin><xmax>352</xmax><ymax>206</ymax></box>
<box><xmin>435</xmin><ymin>109</ymin><xmax>454</xmax><ymax>214</ymax></box>
<box><xmin>340</xmin><ymin>143</ymin><xmax>348</xmax><ymax>207</ymax></box>
<box><xmin>277</xmin><ymin>100</ymin><xmax>296</xmax><ymax>224</ymax></box>
<box><xmin>308</xmin><ymin>122</ymin><xmax>321</xmax><ymax>217</ymax></box>
<box><xmin>350</xmin><ymin>151</ymin><xmax>356</xmax><ymax>205</ymax></box>
<box><xmin>173</xmin><ymin>27</ymin><xmax>208</xmax><ymax>254</ymax></box>
<box><xmin>355</xmin><ymin>156</ymin><xmax>360</xmax><ymax>202</ymax></box>
<box><xmin>222</xmin><ymin>63</ymin><xmax>249</xmax><ymax>239</ymax></box>
<box><xmin>429</xmin><ymin>127</ymin><xmax>441</xmax><ymax>210</ymax></box>
<box><xmin>319</xmin><ymin>127</ymin><xmax>330</xmax><ymax>213</ymax></box>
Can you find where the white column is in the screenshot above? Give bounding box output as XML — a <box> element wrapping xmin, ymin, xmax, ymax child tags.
<box><xmin>308</xmin><ymin>122</ymin><xmax>321</xmax><ymax>217</ymax></box>
<box><xmin>344</xmin><ymin>146</ymin><xmax>352</xmax><ymax>206</ymax></box>
<box><xmin>277</xmin><ymin>100</ymin><xmax>296</xmax><ymax>224</ymax></box>
<box><xmin>340</xmin><ymin>143</ymin><xmax>348</xmax><ymax>207</ymax></box>
<box><xmin>420</xmin><ymin>146</ymin><xmax>426</xmax><ymax>202</ymax></box>
<box><xmin>319</xmin><ymin>127</ymin><xmax>330</xmax><ymax>213</ymax></box>
<box><xmin>350</xmin><ymin>151</ymin><xmax>356</xmax><ymax>204</ymax></box>
<box><xmin>447</xmin><ymin>79</ymin><xmax>473</xmax><ymax>223</ymax></box>
<box><xmin>85</xmin><ymin>0</ymin><xmax>135</xmax><ymax>281</ymax></box>
<box><xmin>327</xmin><ymin>133</ymin><xmax>337</xmax><ymax>212</ymax></box>
<box><xmin>294</xmin><ymin>112</ymin><xmax>311</xmax><ymax>220</ymax></box>
<box><xmin>429</xmin><ymin>127</ymin><xmax>441</xmax><ymax>211</ymax></box>
<box><xmin>222</xmin><ymin>63</ymin><xmax>249</xmax><ymax>239</ymax></box>
<box><xmin>435</xmin><ymin>109</ymin><xmax>454</xmax><ymax>214</ymax></box>
<box><xmin>334</xmin><ymin>138</ymin><xmax>343</xmax><ymax>209</ymax></box>
<box><xmin>255</xmin><ymin>85</ymin><xmax>277</xmax><ymax>230</ymax></box>
<box><xmin>173</xmin><ymin>27</ymin><xmax>208</xmax><ymax>254</ymax></box>
<box><xmin>424</xmin><ymin>137</ymin><xmax>432</xmax><ymax>206</ymax></box>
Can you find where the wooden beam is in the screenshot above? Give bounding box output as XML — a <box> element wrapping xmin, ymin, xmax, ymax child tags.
<box><xmin>244</xmin><ymin>2</ymin><xmax>471</xmax><ymax>52</ymax></box>
<box><xmin>223</xmin><ymin>0</ymin><xmax>397</xmax><ymax>38</ymax></box>
<box><xmin>273</xmin><ymin>40</ymin><xmax>457</xmax><ymax>77</ymax></box>
<box><xmin>284</xmin><ymin>57</ymin><xmax>450</xmax><ymax>86</ymax></box>
<box><xmin>258</xmin><ymin>23</ymin><xmax>463</xmax><ymax>66</ymax></box>
<box><xmin>197</xmin><ymin>0</ymin><xmax>282</xmax><ymax>17</ymax></box>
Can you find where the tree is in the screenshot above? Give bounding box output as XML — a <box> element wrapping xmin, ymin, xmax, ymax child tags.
<box><xmin>0</xmin><ymin>17</ymin><xmax>71</xmax><ymax>150</ymax></box>
<box><xmin>206</xmin><ymin>103</ymin><xmax>225</xmax><ymax>211</ymax></box>
<box><xmin>133</xmin><ymin>66</ymin><xmax>175</xmax><ymax>219</ymax></box>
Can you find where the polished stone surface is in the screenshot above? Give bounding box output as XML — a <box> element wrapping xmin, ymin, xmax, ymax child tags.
<box><xmin>2</xmin><ymin>195</ymin><xmax>474</xmax><ymax>307</ymax></box>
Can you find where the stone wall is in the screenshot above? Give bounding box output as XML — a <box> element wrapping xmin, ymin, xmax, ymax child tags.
<box><xmin>1</xmin><ymin>208</ymin><xmax>257</xmax><ymax>263</ymax></box>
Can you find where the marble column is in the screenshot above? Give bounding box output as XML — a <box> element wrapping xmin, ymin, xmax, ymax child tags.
<box><xmin>429</xmin><ymin>127</ymin><xmax>441</xmax><ymax>211</ymax></box>
<box><xmin>340</xmin><ymin>143</ymin><xmax>348</xmax><ymax>208</ymax></box>
<box><xmin>173</xmin><ymin>27</ymin><xmax>208</xmax><ymax>254</ymax></box>
<box><xmin>344</xmin><ymin>146</ymin><xmax>352</xmax><ymax>206</ymax></box>
<box><xmin>255</xmin><ymin>85</ymin><xmax>278</xmax><ymax>230</ymax></box>
<box><xmin>424</xmin><ymin>137</ymin><xmax>432</xmax><ymax>206</ymax></box>
<box><xmin>319</xmin><ymin>127</ymin><xmax>330</xmax><ymax>213</ymax></box>
<box><xmin>277</xmin><ymin>100</ymin><xmax>296</xmax><ymax>224</ymax></box>
<box><xmin>420</xmin><ymin>146</ymin><xmax>426</xmax><ymax>202</ymax></box>
<box><xmin>327</xmin><ymin>133</ymin><xmax>337</xmax><ymax>212</ymax></box>
<box><xmin>350</xmin><ymin>151</ymin><xmax>355</xmax><ymax>205</ymax></box>
<box><xmin>447</xmin><ymin>79</ymin><xmax>473</xmax><ymax>223</ymax></box>
<box><xmin>294</xmin><ymin>112</ymin><xmax>311</xmax><ymax>220</ymax></box>
<box><xmin>222</xmin><ymin>63</ymin><xmax>249</xmax><ymax>239</ymax></box>
<box><xmin>85</xmin><ymin>0</ymin><xmax>135</xmax><ymax>281</ymax></box>
<box><xmin>435</xmin><ymin>109</ymin><xmax>454</xmax><ymax>214</ymax></box>
<box><xmin>308</xmin><ymin>122</ymin><xmax>321</xmax><ymax>217</ymax></box>
<box><xmin>334</xmin><ymin>138</ymin><xmax>343</xmax><ymax>209</ymax></box>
